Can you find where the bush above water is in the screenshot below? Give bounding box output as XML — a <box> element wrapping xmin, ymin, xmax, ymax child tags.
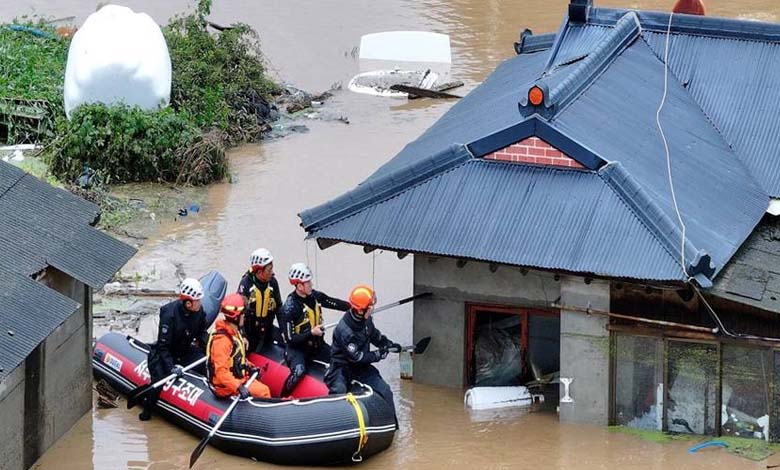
<box><xmin>48</xmin><ymin>104</ymin><xmax>227</xmax><ymax>185</ymax></box>
<box><xmin>7</xmin><ymin>0</ymin><xmax>277</xmax><ymax>185</ymax></box>
<box><xmin>0</xmin><ymin>21</ymin><xmax>68</xmax><ymax>143</ymax></box>
<box><xmin>164</xmin><ymin>13</ymin><xmax>279</xmax><ymax>143</ymax></box>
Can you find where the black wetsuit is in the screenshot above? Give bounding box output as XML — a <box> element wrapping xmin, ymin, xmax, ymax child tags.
<box><xmin>325</xmin><ymin>310</ymin><xmax>397</xmax><ymax>412</ymax></box>
<box><xmin>237</xmin><ymin>272</ymin><xmax>283</xmax><ymax>352</ymax></box>
<box><xmin>141</xmin><ymin>300</ymin><xmax>207</xmax><ymax>418</ymax></box>
<box><xmin>279</xmin><ymin>290</ymin><xmax>350</xmax><ymax>396</ymax></box>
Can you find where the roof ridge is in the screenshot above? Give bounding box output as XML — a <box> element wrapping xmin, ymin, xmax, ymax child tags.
<box><xmin>514</xmin><ymin>30</ymin><xmax>556</xmax><ymax>55</ymax></box>
<box><xmin>299</xmin><ymin>144</ymin><xmax>472</xmax><ymax>232</ymax></box>
<box><xmin>523</xmin><ymin>11</ymin><xmax>641</xmax><ymax>119</ymax></box>
<box><xmin>598</xmin><ymin>161</ymin><xmax>715</xmax><ymax>285</ymax></box>
<box><xmin>590</xmin><ymin>7</ymin><xmax>780</xmax><ymax>43</ymax></box>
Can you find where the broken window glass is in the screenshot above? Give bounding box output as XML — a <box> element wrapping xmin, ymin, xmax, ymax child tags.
<box><xmin>474</xmin><ymin>312</ymin><xmax>523</xmax><ymax>386</ymax></box>
<box><xmin>666</xmin><ymin>341</ymin><xmax>718</xmax><ymax>435</ymax></box>
<box><xmin>527</xmin><ymin>314</ymin><xmax>559</xmax><ymax>377</ymax></box>
<box><xmin>614</xmin><ymin>334</ymin><xmax>663</xmax><ymax>430</ymax></box>
<box><xmin>721</xmin><ymin>345</ymin><xmax>770</xmax><ymax>440</ymax></box>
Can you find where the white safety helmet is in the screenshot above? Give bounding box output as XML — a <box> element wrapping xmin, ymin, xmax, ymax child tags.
<box><xmin>288</xmin><ymin>263</ymin><xmax>313</xmax><ymax>285</ymax></box>
<box><xmin>250</xmin><ymin>248</ymin><xmax>274</xmax><ymax>271</ymax></box>
<box><xmin>179</xmin><ymin>278</ymin><xmax>204</xmax><ymax>301</ymax></box>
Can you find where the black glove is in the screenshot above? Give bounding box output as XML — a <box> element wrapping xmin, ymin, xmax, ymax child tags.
<box><xmin>388</xmin><ymin>342</ymin><xmax>402</xmax><ymax>353</ymax></box>
<box><xmin>238</xmin><ymin>385</ymin><xmax>250</xmax><ymax>400</ymax></box>
<box><xmin>171</xmin><ymin>365</ymin><xmax>184</xmax><ymax>378</ymax></box>
<box><xmin>248</xmin><ymin>365</ymin><xmax>262</xmax><ymax>378</ymax></box>
<box><xmin>378</xmin><ymin>347</ymin><xmax>389</xmax><ymax>360</ymax></box>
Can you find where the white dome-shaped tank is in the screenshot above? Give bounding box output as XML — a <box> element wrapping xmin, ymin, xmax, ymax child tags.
<box><xmin>64</xmin><ymin>4</ymin><xmax>172</xmax><ymax>117</ymax></box>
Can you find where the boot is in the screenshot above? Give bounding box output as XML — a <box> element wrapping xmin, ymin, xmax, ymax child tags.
<box><xmin>138</xmin><ymin>408</ymin><xmax>152</xmax><ymax>421</ymax></box>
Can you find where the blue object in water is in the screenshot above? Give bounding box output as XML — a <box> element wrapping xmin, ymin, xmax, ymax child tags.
<box><xmin>688</xmin><ymin>441</ymin><xmax>728</xmax><ymax>454</ymax></box>
<box><xmin>189</xmin><ymin>203</ymin><xmax>200</xmax><ymax>213</ymax></box>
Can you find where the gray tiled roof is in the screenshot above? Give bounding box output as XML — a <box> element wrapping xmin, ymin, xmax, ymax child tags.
<box><xmin>0</xmin><ymin>161</ymin><xmax>136</xmax><ymax>380</ymax></box>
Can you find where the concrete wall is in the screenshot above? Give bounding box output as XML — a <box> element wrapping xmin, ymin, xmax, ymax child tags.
<box><xmin>559</xmin><ymin>276</ymin><xmax>610</xmax><ymax>425</ymax></box>
<box><xmin>412</xmin><ymin>256</ymin><xmax>560</xmax><ymax>388</ymax></box>
<box><xmin>0</xmin><ymin>364</ymin><xmax>26</xmax><ymax>469</ymax></box>
<box><xmin>0</xmin><ymin>267</ymin><xmax>94</xmax><ymax>470</ymax></box>
<box><xmin>412</xmin><ymin>256</ymin><xmax>611</xmax><ymax>424</ymax></box>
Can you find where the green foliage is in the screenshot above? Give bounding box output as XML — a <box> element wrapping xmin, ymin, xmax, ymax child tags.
<box><xmin>608</xmin><ymin>426</ymin><xmax>694</xmax><ymax>444</ymax></box>
<box><xmin>0</xmin><ymin>21</ymin><xmax>69</xmax><ymax>143</ymax></box>
<box><xmin>0</xmin><ymin>21</ymin><xmax>67</xmax><ymax>110</ymax></box>
<box><xmin>46</xmin><ymin>104</ymin><xmax>226</xmax><ymax>185</ymax></box>
<box><xmin>3</xmin><ymin>3</ymin><xmax>278</xmax><ymax>183</ymax></box>
<box><xmin>717</xmin><ymin>436</ymin><xmax>780</xmax><ymax>461</ymax></box>
<box><xmin>609</xmin><ymin>426</ymin><xmax>780</xmax><ymax>461</ymax></box>
<box><xmin>163</xmin><ymin>9</ymin><xmax>278</xmax><ymax>142</ymax></box>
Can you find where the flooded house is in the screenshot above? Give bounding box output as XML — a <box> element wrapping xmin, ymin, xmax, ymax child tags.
<box><xmin>0</xmin><ymin>161</ymin><xmax>135</xmax><ymax>469</ymax></box>
<box><xmin>300</xmin><ymin>0</ymin><xmax>780</xmax><ymax>440</ymax></box>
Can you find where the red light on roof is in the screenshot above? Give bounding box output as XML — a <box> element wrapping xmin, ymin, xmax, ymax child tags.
<box><xmin>528</xmin><ymin>86</ymin><xmax>544</xmax><ymax>106</ymax></box>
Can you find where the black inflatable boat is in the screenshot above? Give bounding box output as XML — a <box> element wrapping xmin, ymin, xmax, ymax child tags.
<box><xmin>92</xmin><ymin>332</ymin><xmax>396</xmax><ymax>465</ymax></box>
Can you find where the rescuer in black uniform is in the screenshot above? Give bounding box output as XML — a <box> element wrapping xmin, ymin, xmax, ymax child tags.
<box><xmin>139</xmin><ymin>278</ymin><xmax>208</xmax><ymax>421</ymax></box>
<box><xmin>279</xmin><ymin>263</ymin><xmax>350</xmax><ymax>397</ymax></box>
<box><xmin>324</xmin><ymin>285</ymin><xmax>401</xmax><ymax>413</ymax></box>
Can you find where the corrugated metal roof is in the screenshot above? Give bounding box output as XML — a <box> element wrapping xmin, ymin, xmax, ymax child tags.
<box><xmin>301</xmin><ymin>6</ymin><xmax>780</xmax><ymax>286</ymax></box>
<box><xmin>642</xmin><ymin>31</ymin><xmax>780</xmax><ymax>197</ymax></box>
<box><xmin>310</xmin><ymin>160</ymin><xmax>684</xmax><ymax>281</ymax></box>
<box><xmin>366</xmin><ymin>48</ymin><xmax>550</xmax><ymax>182</ymax></box>
<box><xmin>0</xmin><ymin>267</ymin><xmax>79</xmax><ymax>380</ymax></box>
<box><xmin>552</xmin><ymin>38</ymin><xmax>767</xmax><ymax>278</ymax></box>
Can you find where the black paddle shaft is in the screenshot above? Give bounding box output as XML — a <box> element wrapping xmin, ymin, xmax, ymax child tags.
<box><xmin>189</xmin><ymin>372</ymin><xmax>259</xmax><ymax>468</ymax></box>
<box><xmin>323</xmin><ymin>292</ymin><xmax>432</xmax><ymax>330</ymax></box>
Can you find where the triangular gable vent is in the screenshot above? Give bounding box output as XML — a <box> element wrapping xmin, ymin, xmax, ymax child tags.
<box><xmin>484</xmin><ymin>136</ymin><xmax>584</xmax><ymax>169</ymax></box>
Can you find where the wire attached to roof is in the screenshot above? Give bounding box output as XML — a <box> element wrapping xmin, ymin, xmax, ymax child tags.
<box><xmin>657</xmin><ymin>12</ymin><xmax>690</xmax><ymax>279</ymax></box>
<box><xmin>691</xmin><ymin>283</ymin><xmax>780</xmax><ymax>343</ymax></box>
<box><xmin>654</xmin><ymin>13</ymin><xmax>779</xmax><ymax>343</ymax></box>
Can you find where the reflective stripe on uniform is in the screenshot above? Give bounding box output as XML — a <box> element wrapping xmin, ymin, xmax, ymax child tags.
<box><xmin>294</xmin><ymin>301</ymin><xmax>322</xmax><ymax>334</ymax></box>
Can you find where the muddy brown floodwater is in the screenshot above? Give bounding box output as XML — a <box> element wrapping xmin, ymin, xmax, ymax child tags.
<box><xmin>3</xmin><ymin>0</ymin><xmax>779</xmax><ymax>468</ymax></box>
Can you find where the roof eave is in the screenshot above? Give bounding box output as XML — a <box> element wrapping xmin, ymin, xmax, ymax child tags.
<box><xmin>589</xmin><ymin>7</ymin><xmax>780</xmax><ymax>42</ymax></box>
<box><xmin>307</xmin><ymin>236</ymin><xmax>691</xmax><ymax>287</ymax></box>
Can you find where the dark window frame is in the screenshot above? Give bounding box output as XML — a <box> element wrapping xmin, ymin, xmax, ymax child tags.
<box><xmin>463</xmin><ymin>302</ymin><xmax>558</xmax><ymax>388</ymax></box>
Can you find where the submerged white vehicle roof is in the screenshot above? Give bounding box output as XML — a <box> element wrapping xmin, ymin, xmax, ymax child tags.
<box><xmin>359</xmin><ymin>31</ymin><xmax>451</xmax><ymax>64</ymax></box>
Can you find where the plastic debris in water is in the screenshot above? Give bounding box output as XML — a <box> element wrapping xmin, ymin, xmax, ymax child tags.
<box><xmin>688</xmin><ymin>441</ymin><xmax>727</xmax><ymax>453</ymax></box>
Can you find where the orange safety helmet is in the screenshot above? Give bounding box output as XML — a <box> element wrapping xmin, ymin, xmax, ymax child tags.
<box><xmin>349</xmin><ymin>285</ymin><xmax>376</xmax><ymax>311</ymax></box>
<box><xmin>220</xmin><ymin>293</ymin><xmax>246</xmax><ymax>321</ymax></box>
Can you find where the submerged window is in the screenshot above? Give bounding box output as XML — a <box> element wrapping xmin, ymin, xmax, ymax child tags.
<box><xmin>614</xmin><ymin>334</ymin><xmax>663</xmax><ymax>430</ymax></box>
<box><xmin>722</xmin><ymin>345</ymin><xmax>770</xmax><ymax>440</ymax></box>
<box><xmin>666</xmin><ymin>341</ymin><xmax>718</xmax><ymax>435</ymax></box>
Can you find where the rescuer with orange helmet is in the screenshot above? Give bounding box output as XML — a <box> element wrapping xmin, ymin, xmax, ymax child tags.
<box><xmin>324</xmin><ymin>285</ymin><xmax>401</xmax><ymax>414</ymax></box>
